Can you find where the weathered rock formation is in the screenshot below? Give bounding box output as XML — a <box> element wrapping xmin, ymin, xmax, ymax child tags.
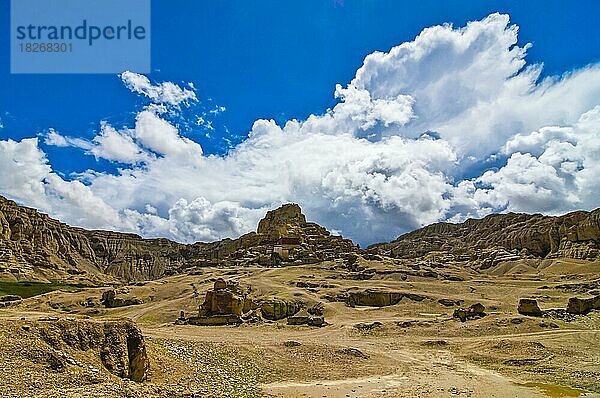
<box><xmin>342</xmin><ymin>289</ymin><xmax>427</xmax><ymax>307</ymax></box>
<box><xmin>0</xmin><ymin>196</ymin><xmax>358</xmax><ymax>283</ymax></box>
<box><xmin>216</xmin><ymin>203</ymin><xmax>359</xmax><ymax>267</ymax></box>
<box><xmin>453</xmin><ymin>303</ymin><xmax>486</xmax><ymax>322</ymax></box>
<box><xmin>0</xmin><ymin>294</ymin><xmax>22</xmax><ymax>302</ymax></box>
<box><xmin>34</xmin><ymin>318</ymin><xmax>149</xmax><ymax>382</ymax></box>
<box><xmin>345</xmin><ymin>290</ymin><xmax>403</xmax><ymax>307</ymax></box>
<box><xmin>566</xmin><ymin>295</ymin><xmax>600</xmax><ymax>315</ymax></box>
<box><xmin>370</xmin><ymin>209</ymin><xmax>600</xmax><ymax>269</ymax></box>
<box><xmin>0</xmin><ymin>195</ymin><xmax>216</xmax><ymax>282</ymax></box>
<box><xmin>257</xmin><ymin>204</ymin><xmax>307</xmax><ymax>241</ymax></box>
<box><xmin>438</xmin><ymin>298</ymin><xmax>462</xmax><ymax>307</ymax></box>
<box><xmin>260</xmin><ymin>298</ymin><xmax>302</xmax><ymax>320</ymax></box>
<box><xmin>3</xmin><ymin>193</ymin><xmax>598</xmax><ymax>284</ymax></box>
<box><xmin>187</xmin><ymin>279</ymin><xmax>255</xmax><ymax>325</ymax></box>
<box><xmin>199</xmin><ymin>279</ymin><xmax>253</xmax><ymax>316</ymax></box>
<box><xmin>286</xmin><ymin>309</ymin><xmax>325</xmax><ymax>327</ymax></box>
<box><xmin>185</xmin><ymin>279</ymin><xmax>308</xmax><ymax>325</ymax></box>
<box><xmin>101</xmin><ymin>289</ymin><xmax>143</xmax><ymax>308</ymax></box>
<box><xmin>517</xmin><ymin>298</ymin><xmax>543</xmax><ymax>316</ymax></box>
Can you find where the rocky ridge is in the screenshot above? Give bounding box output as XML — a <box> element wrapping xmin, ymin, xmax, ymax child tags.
<box><xmin>2</xmin><ymin>194</ymin><xmax>599</xmax><ymax>284</ymax></box>
<box><xmin>370</xmin><ymin>209</ymin><xmax>600</xmax><ymax>270</ymax></box>
<box><xmin>0</xmin><ymin>195</ymin><xmax>209</xmax><ymax>283</ymax></box>
<box><xmin>0</xmin><ymin>196</ymin><xmax>356</xmax><ymax>283</ymax></box>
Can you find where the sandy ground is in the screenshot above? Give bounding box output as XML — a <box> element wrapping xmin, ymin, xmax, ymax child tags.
<box><xmin>1</xmin><ymin>257</ymin><xmax>599</xmax><ymax>397</ymax></box>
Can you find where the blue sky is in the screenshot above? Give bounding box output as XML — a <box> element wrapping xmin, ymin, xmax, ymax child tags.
<box><xmin>1</xmin><ymin>1</ymin><xmax>599</xmax><ymax>172</ymax></box>
<box><xmin>0</xmin><ymin>1</ymin><xmax>599</xmax><ymax>245</ymax></box>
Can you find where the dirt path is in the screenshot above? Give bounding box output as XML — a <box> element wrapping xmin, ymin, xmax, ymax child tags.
<box><xmin>261</xmin><ymin>362</ymin><xmax>548</xmax><ymax>398</ymax></box>
<box><xmin>142</xmin><ymin>323</ymin><xmax>586</xmax><ymax>398</ymax></box>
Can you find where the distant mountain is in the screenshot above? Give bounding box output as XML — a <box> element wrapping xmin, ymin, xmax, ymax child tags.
<box><xmin>369</xmin><ymin>209</ymin><xmax>600</xmax><ymax>270</ymax></box>
<box><xmin>2</xmin><ymin>194</ymin><xmax>598</xmax><ymax>284</ymax></box>
<box><xmin>0</xmin><ymin>196</ymin><xmax>356</xmax><ymax>283</ymax></box>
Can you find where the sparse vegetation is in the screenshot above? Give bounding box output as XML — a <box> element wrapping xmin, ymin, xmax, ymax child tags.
<box><xmin>0</xmin><ymin>281</ymin><xmax>84</xmax><ymax>299</ymax></box>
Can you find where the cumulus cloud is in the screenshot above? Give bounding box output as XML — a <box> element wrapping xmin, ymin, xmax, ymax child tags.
<box><xmin>167</xmin><ymin>197</ymin><xmax>265</xmax><ymax>242</ymax></box>
<box><xmin>120</xmin><ymin>71</ymin><xmax>197</xmax><ymax>106</ymax></box>
<box><xmin>0</xmin><ymin>138</ymin><xmax>132</xmax><ymax>229</ymax></box>
<box><xmin>1</xmin><ymin>13</ymin><xmax>599</xmax><ymax>246</ymax></box>
<box><xmin>0</xmin><ymin>138</ymin><xmax>51</xmax><ymax>208</ymax></box>
<box><xmin>459</xmin><ymin>106</ymin><xmax>600</xmax><ymax>216</ymax></box>
<box><xmin>133</xmin><ymin>110</ymin><xmax>203</xmax><ymax>160</ymax></box>
<box><xmin>43</xmin><ymin>129</ymin><xmax>69</xmax><ymax>147</ymax></box>
<box><xmin>42</xmin><ymin>110</ymin><xmax>204</xmax><ymax>164</ymax></box>
<box><xmin>88</xmin><ymin>123</ymin><xmax>147</xmax><ymax>163</ymax></box>
<box><xmin>43</xmin><ymin>125</ymin><xmax>150</xmax><ymax>164</ymax></box>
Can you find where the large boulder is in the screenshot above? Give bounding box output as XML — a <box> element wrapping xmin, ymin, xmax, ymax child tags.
<box><xmin>199</xmin><ymin>279</ymin><xmax>254</xmax><ymax>317</ymax></box>
<box><xmin>260</xmin><ymin>299</ymin><xmax>302</xmax><ymax>320</ymax></box>
<box><xmin>308</xmin><ymin>316</ymin><xmax>325</xmax><ymax>327</ymax></box>
<box><xmin>286</xmin><ymin>309</ymin><xmax>311</xmax><ymax>325</ymax></box>
<box><xmin>345</xmin><ymin>290</ymin><xmax>403</xmax><ymax>307</ymax></box>
<box><xmin>438</xmin><ymin>298</ymin><xmax>462</xmax><ymax>307</ymax></box>
<box><xmin>566</xmin><ymin>295</ymin><xmax>600</xmax><ymax>315</ymax></box>
<box><xmin>188</xmin><ymin>315</ymin><xmax>242</xmax><ymax>326</ymax></box>
<box><xmin>189</xmin><ymin>279</ymin><xmax>255</xmax><ymax>325</ymax></box>
<box><xmin>285</xmin><ymin>308</ymin><xmax>326</xmax><ymax>327</ymax></box>
<box><xmin>101</xmin><ymin>289</ymin><xmax>143</xmax><ymax>308</ymax></box>
<box><xmin>202</xmin><ymin>289</ymin><xmax>244</xmax><ymax>316</ymax></box>
<box><xmin>453</xmin><ymin>303</ymin><xmax>486</xmax><ymax>322</ymax></box>
<box><xmin>517</xmin><ymin>298</ymin><xmax>543</xmax><ymax>316</ymax></box>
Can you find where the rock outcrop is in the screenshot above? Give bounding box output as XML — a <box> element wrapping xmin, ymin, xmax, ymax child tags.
<box><xmin>0</xmin><ymin>196</ymin><xmax>358</xmax><ymax>283</ymax></box>
<box><xmin>345</xmin><ymin>290</ymin><xmax>403</xmax><ymax>307</ymax></box>
<box><xmin>185</xmin><ymin>279</ymin><xmax>310</xmax><ymax>325</ymax></box>
<box><xmin>199</xmin><ymin>279</ymin><xmax>253</xmax><ymax>317</ymax></box>
<box><xmin>517</xmin><ymin>299</ymin><xmax>543</xmax><ymax>316</ymax></box>
<box><xmin>453</xmin><ymin>303</ymin><xmax>486</xmax><ymax>322</ymax></box>
<box><xmin>101</xmin><ymin>289</ymin><xmax>143</xmax><ymax>308</ymax></box>
<box><xmin>34</xmin><ymin>318</ymin><xmax>149</xmax><ymax>382</ymax></box>
<box><xmin>0</xmin><ymin>195</ymin><xmax>214</xmax><ymax>282</ymax></box>
<box><xmin>214</xmin><ymin>203</ymin><xmax>359</xmax><ymax>267</ymax></box>
<box><xmin>3</xmin><ymin>192</ymin><xmax>598</xmax><ymax>283</ymax></box>
<box><xmin>257</xmin><ymin>204</ymin><xmax>307</xmax><ymax>241</ymax></box>
<box><xmin>260</xmin><ymin>298</ymin><xmax>302</xmax><ymax>320</ymax></box>
<box><xmin>286</xmin><ymin>309</ymin><xmax>325</xmax><ymax>327</ymax></box>
<box><xmin>566</xmin><ymin>295</ymin><xmax>600</xmax><ymax>315</ymax></box>
<box><xmin>0</xmin><ymin>294</ymin><xmax>22</xmax><ymax>302</ymax></box>
<box><xmin>187</xmin><ymin>279</ymin><xmax>255</xmax><ymax>325</ymax></box>
<box><xmin>438</xmin><ymin>298</ymin><xmax>462</xmax><ymax>307</ymax></box>
<box><xmin>370</xmin><ymin>209</ymin><xmax>600</xmax><ymax>269</ymax></box>
<box><xmin>342</xmin><ymin>290</ymin><xmax>427</xmax><ymax>307</ymax></box>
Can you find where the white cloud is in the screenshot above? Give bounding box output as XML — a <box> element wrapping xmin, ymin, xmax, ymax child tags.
<box><xmin>0</xmin><ymin>138</ymin><xmax>139</xmax><ymax>231</ymax></box>
<box><xmin>120</xmin><ymin>71</ymin><xmax>197</xmax><ymax>106</ymax></box>
<box><xmin>167</xmin><ymin>197</ymin><xmax>264</xmax><ymax>242</ymax></box>
<box><xmin>1</xmin><ymin>14</ymin><xmax>600</xmax><ymax>246</ymax></box>
<box><xmin>0</xmin><ymin>138</ymin><xmax>51</xmax><ymax>209</ymax></box>
<box><xmin>209</xmin><ymin>105</ymin><xmax>226</xmax><ymax>115</ymax></box>
<box><xmin>350</xmin><ymin>13</ymin><xmax>600</xmax><ymax>157</ymax></box>
<box><xmin>43</xmin><ymin>125</ymin><xmax>150</xmax><ymax>164</ymax></box>
<box><xmin>43</xmin><ymin>129</ymin><xmax>69</xmax><ymax>147</ymax></box>
<box><xmin>43</xmin><ymin>129</ymin><xmax>92</xmax><ymax>150</ymax></box>
<box><xmin>459</xmin><ymin>106</ymin><xmax>600</xmax><ymax>216</ymax></box>
<box><xmin>89</xmin><ymin>123</ymin><xmax>149</xmax><ymax>163</ymax></box>
<box><xmin>133</xmin><ymin>110</ymin><xmax>203</xmax><ymax>160</ymax></box>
